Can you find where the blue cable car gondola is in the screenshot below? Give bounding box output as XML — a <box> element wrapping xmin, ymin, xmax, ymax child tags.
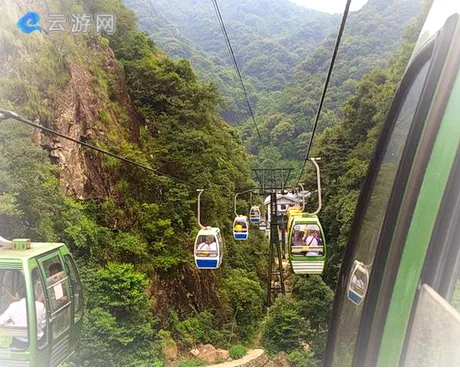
<box><xmin>233</xmin><ymin>216</ymin><xmax>249</xmax><ymax>240</ymax></box>
<box><xmin>194</xmin><ymin>190</ymin><xmax>224</xmax><ymax>270</ymax></box>
<box><xmin>259</xmin><ymin>219</ymin><xmax>267</xmax><ymax>231</ymax></box>
<box><xmin>249</xmin><ymin>206</ymin><xmax>261</xmax><ymax>223</ymax></box>
<box><xmin>194</xmin><ymin>227</ymin><xmax>223</xmax><ymax>269</ymax></box>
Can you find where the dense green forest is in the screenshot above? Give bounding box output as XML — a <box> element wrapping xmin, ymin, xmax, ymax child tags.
<box><xmin>0</xmin><ymin>0</ymin><xmax>431</xmax><ymax>366</ymax></box>
<box><xmin>123</xmin><ymin>0</ymin><xmax>421</xmax><ymax>168</ymax></box>
<box><xmin>122</xmin><ymin>0</ymin><xmax>339</xmax><ymax>124</ymax></box>
<box><xmin>242</xmin><ymin>0</ymin><xmax>422</xmax><ymax>168</ymax></box>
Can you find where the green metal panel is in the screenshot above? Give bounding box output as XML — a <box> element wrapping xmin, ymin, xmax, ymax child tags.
<box><xmin>377</xmin><ymin>46</ymin><xmax>460</xmax><ymax>366</ymax></box>
<box><xmin>0</xmin><ymin>243</ymin><xmax>64</xmax><ymax>260</ymax></box>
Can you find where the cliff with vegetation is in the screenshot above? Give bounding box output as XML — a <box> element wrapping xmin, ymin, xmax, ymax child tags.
<box><xmin>0</xmin><ymin>0</ymin><xmax>270</xmax><ymax>365</ymax></box>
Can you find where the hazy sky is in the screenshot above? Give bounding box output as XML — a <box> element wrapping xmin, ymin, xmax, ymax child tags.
<box><xmin>289</xmin><ymin>0</ymin><xmax>369</xmax><ymax>14</ymax></box>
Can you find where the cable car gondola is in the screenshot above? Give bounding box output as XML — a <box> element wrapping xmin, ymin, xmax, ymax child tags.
<box><xmin>194</xmin><ymin>189</ymin><xmax>224</xmax><ymax>269</ymax></box>
<box><xmin>288</xmin><ymin>215</ymin><xmax>327</xmax><ymax>274</ymax></box>
<box><xmin>325</xmin><ymin>4</ymin><xmax>460</xmax><ymax>365</ymax></box>
<box><xmin>249</xmin><ymin>206</ymin><xmax>261</xmax><ymax>223</ymax></box>
<box><xmin>287</xmin><ymin>159</ymin><xmax>327</xmax><ymax>274</ymax></box>
<box><xmin>194</xmin><ymin>227</ymin><xmax>223</xmax><ymax>269</ymax></box>
<box><xmin>0</xmin><ymin>237</ymin><xmax>83</xmax><ymax>366</ymax></box>
<box><xmin>258</xmin><ymin>219</ymin><xmax>267</xmax><ymax>231</ymax></box>
<box><xmin>233</xmin><ymin>216</ymin><xmax>249</xmax><ymax>240</ymax></box>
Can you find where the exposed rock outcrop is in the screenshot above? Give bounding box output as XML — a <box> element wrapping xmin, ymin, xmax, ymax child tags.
<box><xmin>1</xmin><ymin>0</ymin><xmax>142</xmax><ymax>200</ymax></box>
<box><xmin>190</xmin><ymin>344</ymin><xmax>230</xmax><ymax>364</ymax></box>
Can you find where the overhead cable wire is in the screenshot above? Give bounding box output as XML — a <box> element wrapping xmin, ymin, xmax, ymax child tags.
<box><xmin>295</xmin><ymin>0</ymin><xmax>353</xmax><ymax>187</ymax></box>
<box><xmin>0</xmin><ymin>108</ymin><xmax>194</xmax><ymax>187</ymax></box>
<box><xmin>210</xmin><ymin>0</ymin><xmax>271</xmax><ymax>153</ymax></box>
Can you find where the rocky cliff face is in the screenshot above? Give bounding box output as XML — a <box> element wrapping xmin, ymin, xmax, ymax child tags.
<box><xmin>0</xmin><ymin>0</ymin><xmax>142</xmax><ymax>199</ymax></box>
<box><xmin>0</xmin><ymin>0</ymin><xmax>225</xmax><ymax>319</ymax></box>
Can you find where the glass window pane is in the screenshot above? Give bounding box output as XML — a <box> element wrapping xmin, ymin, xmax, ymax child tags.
<box><xmin>51</xmin><ymin>308</ymin><xmax>71</xmax><ymax>340</ymax></box>
<box><xmin>0</xmin><ymin>267</ymin><xmax>28</xmax><ymax>350</ymax></box>
<box><xmin>64</xmin><ymin>255</ymin><xmax>82</xmax><ymax>322</ymax></box>
<box><xmin>32</xmin><ymin>268</ymin><xmax>48</xmax><ymax>349</ymax></box>
<box><xmin>41</xmin><ymin>255</ymin><xmax>70</xmax><ymax>313</ymax></box>
<box><xmin>291</xmin><ymin>224</ymin><xmax>324</xmax><ymax>257</ymax></box>
<box><xmin>195</xmin><ymin>235</ymin><xmax>218</xmax><ymax>257</ymax></box>
<box><xmin>331</xmin><ymin>60</ymin><xmax>432</xmax><ymax>366</ymax></box>
<box><xmin>451</xmin><ymin>280</ymin><xmax>460</xmax><ymax>312</ymax></box>
<box><xmin>403</xmin><ymin>284</ymin><xmax>460</xmax><ymax>366</ymax></box>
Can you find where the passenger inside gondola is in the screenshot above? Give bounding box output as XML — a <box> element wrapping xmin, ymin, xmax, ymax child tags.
<box><xmin>234</xmin><ymin>220</ymin><xmax>248</xmax><ymax>232</ymax></box>
<box><xmin>0</xmin><ymin>269</ymin><xmax>46</xmax><ymax>350</ymax></box>
<box><xmin>196</xmin><ymin>236</ymin><xmax>217</xmax><ymax>257</ymax></box>
<box><xmin>303</xmin><ymin>228</ymin><xmax>323</xmax><ymax>256</ymax></box>
<box><xmin>250</xmin><ymin>208</ymin><xmax>260</xmax><ymax>217</ymax></box>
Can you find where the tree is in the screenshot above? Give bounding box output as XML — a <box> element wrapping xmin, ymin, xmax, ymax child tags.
<box><xmin>262</xmin><ymin>295</ymin><xmax>311</xmax><ymax>354</ymax></box>
<box><xmin>72</xmin><ymin>263</ymin><xmax>163</xmax><ymax>366</ymax></box>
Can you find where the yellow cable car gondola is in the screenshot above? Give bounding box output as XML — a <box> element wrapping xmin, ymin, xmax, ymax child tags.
<box><xmin>232</xmin><ymin>192</ymin><xmax>249</xmax><ymax>241</ymax></box>
<box><xmin>233</xmin><ymin>215</ymin><xmax>249</xmax><ymax>240</ymax></box>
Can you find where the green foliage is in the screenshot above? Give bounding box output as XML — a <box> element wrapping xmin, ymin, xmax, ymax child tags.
<box><xmin>229</xmin><ymin>344</ymin><xmax>247</xmax><ymax>360</ymax></box>
<box><xmin>239</xmin><ymin>0</ymin><xmax>422</xmax><ymax>165</ymax></box>
<box><xmin>287</xmin><ymin>350</ymin><xmax>320</xmax><ymax>367</ymax></box>
<box><xmin>261</xmin><ymin>295</ymin><xmax>310</xmax><ymax>354</ymax></box>
<box><xmin>293</xmin><ymin>276</ymin><xmax>334</xmax><ymax>330</ymax></box>
<box><xmin>292</xmin><ymin>276</ymin><xmax>334</xmax><ymax>359</ymax></box>
<box><xmin>168</xmin><ymin>310</ymin><xmax>225</xmax><ymax>346</ymax></box>
<box><xmin>177</xmin><ymin>358</ymin><xmax>207</xmax><ymax>367</ymax></box>
<box><xmin>73</xmin><ymin>263</ymin><xmax>163</xmax><ymax>366</ymax></box>
<box><xmin>221</xmin><ymin>269</ymin><xmax>265</xmax><ymax>340</ymax></box>
<box><xmin>122</xmin><ymin>0</ymin><xmax>339</xmax><ymax>124</ymax></box>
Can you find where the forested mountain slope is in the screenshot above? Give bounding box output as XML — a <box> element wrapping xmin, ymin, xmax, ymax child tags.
<box><xmin>122</xmin><ymin>0</ymin><xmax>339</xmax><ymax>124</ymax></box>
<box><xmin>243</xmin><ymin>0</ymin><xmax>422</xmax><ymax>164</ymax></box>
<box><xmin>0</xmin><ymin>0</ymin><xmax>270</xmax><ymax>365</ymax></box>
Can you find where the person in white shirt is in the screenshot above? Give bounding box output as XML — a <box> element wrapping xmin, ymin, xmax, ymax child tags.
<box><xmin>303</xmin><ymin>230</ymin><xmax>319</xmax><ymax>256</ymax></box>
<box><xmin>0</xmin><ymin>287</ymin><xmax>46</xmax><ymax>349</ymax></box>
<box><xmin>197</xmin><ymin>237</ymin><xmax>217</xmax><ymax>256</ymax></box>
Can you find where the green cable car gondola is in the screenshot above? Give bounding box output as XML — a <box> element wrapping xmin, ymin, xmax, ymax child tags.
<box><xmin>287</xmin><ymin>214</ymin><xmax>326</xmax><ymax>274</ymax></box>
<box><xmin>325</xmin><ymin>3</ymin><xmax>460</xmax><ymax>365</ymax></box>
<box><xmin>0</xmin><ymin>237</ymin><xmax>83</xmax><ymax>366</ymax></box>
<box><xmin>287</xmin><ymin>159</ymin><xmax>326</xmax><ymax>274</ymax></box>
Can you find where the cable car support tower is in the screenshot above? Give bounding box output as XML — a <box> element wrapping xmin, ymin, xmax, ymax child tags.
<box><xmin>253</xmin><ymin>168</ymin><xmax>293</xmax><ymax>306</ymax></box>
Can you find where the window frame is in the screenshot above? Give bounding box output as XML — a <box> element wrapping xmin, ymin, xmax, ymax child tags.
<box><xmin>0</xmin><ymin>266</ymin><xmax>29</xmax><ymax>351</ymax></box>
<box><xmin>401</xmin><ymin>82</ymin><xmax>460</xmax><ymax>364</ymax></box>
<box><xmin>30</xmin><ymin>260</ymin><xmax>49</xmax><ymax>351</ymax></box>
<box><xmin>63</xmin><ymin>254</ymin><xmax>83</xmax><ymax>323</ymax></box>
<box><xmin>357</xmin><ymin>14</ymin><xmax>460</xmax><ymax>366</ymax></box>
<box><xmin>324</xmin><ymin>29</ymin><xmax>441</xmax><ymax>366</ymax></box>
<box><xmin>37</xmin><ymin>251</ymin><xmax>72</xmax><ymax>340</ymax></box>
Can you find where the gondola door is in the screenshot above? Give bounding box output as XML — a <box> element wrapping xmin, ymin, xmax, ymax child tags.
<box><xmin>30</xmin><ymin>258</ymin><xmax>51</xmax><ymax>366</ymax></box>
<box><xmin>62</xmin><ymin>252</ymin><xmax>83</xmax><ymax>357</ymax></box>
<box><xmin>37</xmin><ymin>252</ymin><xmax>72</xmax><ymax>366</ymax></box>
